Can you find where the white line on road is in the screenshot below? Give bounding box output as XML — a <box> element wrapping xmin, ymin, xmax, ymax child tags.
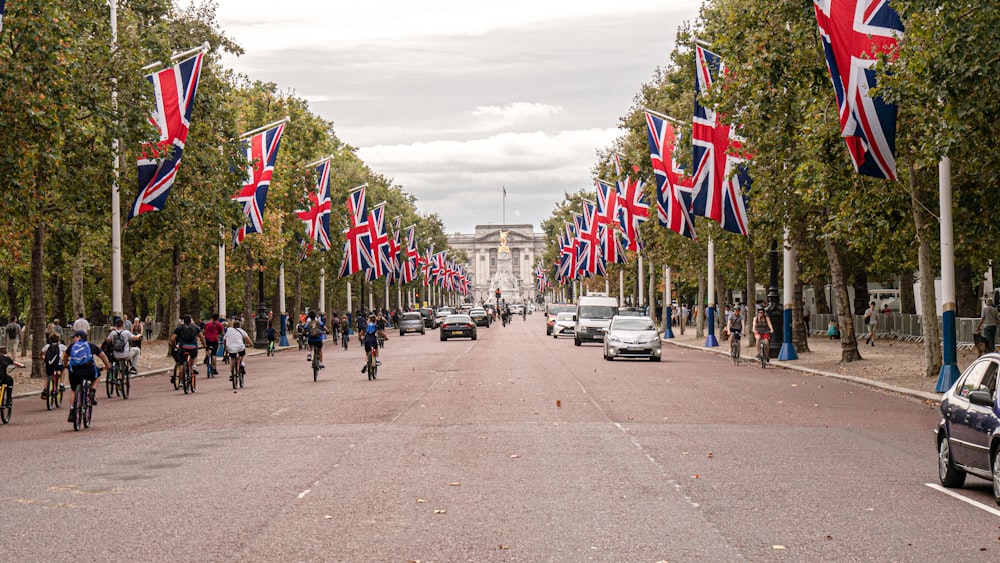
<box><xmin>924</xmin><ymin>483</ymin><xmax>1000</xmax><ymax>517</ymax></box>
<box><xmin>297</xmin><ymin>489</ymin><xmax>311</xmax><ymax>499</ymax></box>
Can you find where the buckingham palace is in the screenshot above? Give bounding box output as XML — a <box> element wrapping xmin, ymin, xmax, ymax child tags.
<box><xmin>447</xmin><ymin>224</ymin><xmax>548</xmax><ymax>304</ymax></box>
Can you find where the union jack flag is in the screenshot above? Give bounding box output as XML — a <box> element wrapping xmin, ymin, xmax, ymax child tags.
<box><xmin>297</xmin><ymin>237</ymin><xmax>314</xmax><ymax>264</ymax></box>
<box><xmin>420</xmin><ymin>243</ymin><xmax>434</xmax><ymax>287</ymax></box>
<box><xmin>0</xmin><ymin>0</ymin><xmax>6</xmax><ymax>35</ymax></box>
<box><xmin>232</xmin><ymin>121</ymin><xmax>287</xmax><ymax>245</ymax></box>
<box><xmin>691</xmin><ymin>45</ymin><xmax>751</xmax><ymax>236</ymax></box>
<box><xmin>295</xmin><ymin>160</ymin><xmax>332</xmax><ymax>253</ymax></box>
<box><xmin>595</xmin><ymin>180</ymin><xmax>626</xmax><ymax>264</ymax></box>
<box><xmin>127</xmin><ymin>50</ymin><xmax>206</xmax><ymax>226</ymax></box>
<box><xmin>814</xmin><ymin>0</ymin><xmax>903</xmax><ymax>180</ymax></box>
<box><xmin>577</xmin><ymin>201</ymin><xmax>606</xmax><ymax>278</ymax></box>
<box><xmin>616</xmin><ymin>173</ymin><xmax>649</xmax><ymax>252</ymax></box>
<box><xmin>365</xmin><ymin>202</ymin><xmax>391</xmax><ymax>282</ymax></box>
<box><xmin>402</xmin><ymin>226</ymin><xmax>419</xmax><ymax>284</ymax></box>
<box><xmin>535</xmin><ymin>261</ymin><xmax>550</xmax><ymax>293</ymax></box>
<box><xmin>386</xmin><ymin>216</ymin><xmax>403</xmax><ymax>284</ymax></box>
<box><xmin>338</xmin><ymin>186</ymin><xmax>373</xmax><ymax>277</ymax></box>
<box><xmin>646</xmin><ymin>113</ymin><xmax>697</xmax><ymax>240</ymax></box>
<box><xmin>557</xmin><ymin>222</ymin><xmax>579</xmax><ymax>283</ymax></box>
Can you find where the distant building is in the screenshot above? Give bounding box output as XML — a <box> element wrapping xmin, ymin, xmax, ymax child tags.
<box><xmin>447</xmin><ymin>224</ymin><xmax>547</xmax><ymax>303</ymax></box>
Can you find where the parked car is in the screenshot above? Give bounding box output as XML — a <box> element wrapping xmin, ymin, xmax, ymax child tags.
<box><xmin>418</xmin><ymin>307</ymin><xmax>436</xmax><ymax>329</ymax></box>
<box><xmin>545</xmin><ymin>303</ymin><xmax>576</xmax><ymax>335</ymax></box>
<box><xmin>603</xmin><ymin>315</ymin><xmax>661</xmax><ymax>361</ymax></box>
<box><xmin>439</xmin><ymin>314</ymin><xmax>477</xmax><ymax>341</ymax></box>
<box><xmin>469</xmin><ymin>308</ymin><xmax>491</xmax><ymax>327</ymax></box>
<box><xmin>552</xmin><ymin>312</ymin><xmax>576</xmax><ymax>338</ymax></box>
<box><xmin>398</xmin><ymin>311</ymin><xmax>426</xmax><ymax>336</ymax></box>
<box><xmin>935</xmin><ymin>355</ymin><xmax>1000</xmax><ymax>504</ymax></box>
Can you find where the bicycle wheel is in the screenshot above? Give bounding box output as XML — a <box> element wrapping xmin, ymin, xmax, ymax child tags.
<box><xmin>121</xmin><ymin>370</ymin><xmax>130</xmax><ymax>399</ymax></box>
<box><xmin>231</xmin><ymin>360</ymin><xmax>238</xmax><ymax>390</ymax></box>
<box><xmin>83</xmin><ymin>387</ymin><xmax>93</xmax><ymax>428</ymax></box>
<box><xmin>190</xmin><ymin>365</ymin><xmax>197</xmax><ymax>393</ymax></box>
<box><xmin>54</xmin><ymin>380</ymin><xmax>63</xmax><ymax>409</ymax></box>
<box><xmin>72</xmin><ymin>385</ymin><xmax>84</xmax><ymax>431</ymax></box>
<box><xmin>46</xmin><ymin>378</ymin><xmax>56</xmax><ymax>411</ymax></box>
<box><xmin>106</xmin><ymin>365</ymin><xmax>116</xmax><ymax>398</ymax></box>
<box><xmin>313</xmin><ymin>358</ymin><xmax>318</xmax><ymax>382</ymax></box>
<box><xmin>367</xmin><ymin>354</ymin><xmax>375</xmax><ymax>381</ymax></box>
<box><xmin>173</xmin><ymin>365</ymin><xmax>181</xmax><ymax>390</ymax></box>
<box><xmin>759</xmin><ymin>343</ymin><xmax>766</xmax><ymax>369</ymax></box>
<box><xmin>183</xmin><ymin>365</ymin><xmax>191</xmax><ymax>394</ymax></box>
<box><xmin>239</xmin><ymin>365</ymin><xmax>244</xmax><ymax>388</ymax></box>
<box><xmin>0</xmin><ymin>386</ymin><xmax>11</xmax><ymax>424</ymax></box>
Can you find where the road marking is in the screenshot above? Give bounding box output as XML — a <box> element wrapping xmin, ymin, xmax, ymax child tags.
<box><xmin>297</xmin><ymin>489</ymin><xmax>311</xmax><ymax>499</ymax></box>
<box><xmin>924</xmin><ymin>483</ymin><xmax>1000</xmax><ymax>517</ymax></box>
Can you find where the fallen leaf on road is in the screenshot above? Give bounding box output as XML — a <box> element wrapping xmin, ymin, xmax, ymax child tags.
<box><xmin>416</xmin><ymin>498</ymin><xmax>427</xmax><ymax>503</ymax></box>
<box><xmin>556</xmin><ymin>400</ymin><xmax>562</xmax><ymax>407</ymax></box>
<box><xmin>772</xmin><ymin>545</ymin><xmax>786</xmax><ymax>550</ymax></box>
<box><xmin>434</xmin><ymin>509</ymin><xmax>446</xmax><ymax>514</ymax></box>
<box><xmin>692</xmin><ymin>474</ymin><xmax>700</xmax><ymax>479</ymax></box>
<box><xmin>707</xmin><ymin>453</ymin><xmax>714</xmax><ymax>458</ymax></box>
<box><xmin>498</xmin><ymin>545</ymin><xmax>509</xmax><ymax>550</ymax></box>
<box><xmin>449</xmin><ymin>482</ymin><xmax>461</xmax><ymax>487</ymax></box>
<box><xmin>324</xmin><ymin>515</ymin><xmax>333</xmax><ymax>519</ymax></box>
<box><xmin>826</xmin><ymin>535</ymin><xmax>832</xmax><ymax>540</ymax></box>
<box><xmin>510</xmin><ymin>454</ymin><xmax>521</xmax><ymax>458</ymax></box>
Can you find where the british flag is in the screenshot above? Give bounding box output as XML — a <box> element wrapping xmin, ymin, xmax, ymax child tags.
<box><xmin>616</xmin><ymin>174</ymin><xmax>649</xmax><ymax>252</ymax></box>
<box><xmin>420</xmin><ymin>243</ymin><xmax>434</xmax><ymax>287</ymax></box>
<box><xmin>232</xmin><ymin>121</ymin><xmax>287</xmax><ymax>245</ymax></box>
<box><xmin>402</xmin><ymin>226</ymin><xmax>419</xmax><ymax>284</ymax></box>
<box><xmin>296</xmin><ymin>237</ymin><xmax>314</xmax><ymax>264</ymax></box>
<box><xmin>535</xmin><ymin>261</ymin><xmax>550</xmax><ymax>293</ymax></box>
<box><xmin>814</xmin><ymin>0</ymin><xmax>903</xmax><ymax>180</ymax></box>
<box><xmin>0</xmin><ymin>0</ymin><xmax>6</xmax><ymax>35</ymax></box>
<box><xmin>646</xmin><ymin>112</ymin><xmax>697</xmax><ymax>240</ymax></box>
<box><xmin>386</xmin><ymin>215</ymin><xmax>403</xmax><ymax>284</ymax></box>
<box><xmin>365</xmin><ymin>202</ymin><xmax>391</xmax><ymax>282</ymax></box>
<box><xmin>557</xmin><ymin>222</ymin><xmax>579</xmax><ymax>283</ymax></box>
<box><xmin>338</xmin><ymin>185</ymin><xmax>373</xmax><ymax>277</ymax></box>
<box><xmin>295</xmin><ymin>160</ymin><xmax>332</xmax><ymax>253</ymax></box>
<box><xmin>577</xmin><ymin>202</ymin><xmax>606</xmax><ymax>278</ymax></box>
<box><xmin>691</xmin><ymin>45</ymin><xmax>751</xmax><ymax>236</ymax></box>
<box><xmin>595</xmin><ymin>180</ymin><xmax>626</xmax><ymax>264</ymax></box>
<box><xmin>127</xmin><ymin>50</ymin><xmax>206</xmax><ymax>226</ymax></box>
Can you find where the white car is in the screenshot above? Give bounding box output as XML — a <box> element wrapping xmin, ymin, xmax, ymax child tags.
<box><xmin>552</xmin><ymin>312</ymin><xmax>576</xmax><ymax>338</ymax></box>
<box><xmin>603</xmin><ymin>316</ymin><xmax>661</xmax><ymax>361</ymax></box>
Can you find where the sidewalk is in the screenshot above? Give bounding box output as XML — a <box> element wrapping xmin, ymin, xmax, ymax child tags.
<box><xmin>661</xmin><ymin>326</ymin><xmax>966</xmax><ymax>403</ymax></box>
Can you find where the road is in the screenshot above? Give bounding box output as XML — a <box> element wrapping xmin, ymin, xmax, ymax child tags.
<box><xmin>1</xmin><ymin>314</ymin><xmax>997</xmax><ymax>561</ymax></box>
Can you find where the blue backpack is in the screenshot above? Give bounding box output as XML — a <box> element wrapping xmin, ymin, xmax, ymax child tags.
<box><xmin>69</xmin><ymin>340</ymin><xmax>94</xmax><ymax>369</ymax></box>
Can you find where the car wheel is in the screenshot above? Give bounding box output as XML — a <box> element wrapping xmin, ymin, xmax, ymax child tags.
<box><xmin>574</xmin><ymin>337</ymin><xmax>581</xmax><ymax>347</ymax></box>
<box><xmin>651</xmin><ymin>356</ymin><xmax>661</xmax><ymax>362</ymax></box>
<box><xmin>440</xmin><ymin>334</ymin><xmax>446</xmax><ymax>341</ymax></box>
<box><xmin>938</xmin><ymin>436</ymin><xmax>966</xmax><ymax>488</ymax></box>
<box><xmin>993</xmin><ymin>448</ymin><xmax>1000</xmax><ymax>506</ymax></box>
<box><xmin>472</xmin><ymin>333</ymin><xmax>477</xmax><ymax>340</ymax></box>
<box><xmin>400</xmin><ymin>331</ymin><xmax>405</xmax><ymax>337</ymax></box>
<box><xmin>604</xmin><ymin>353</ymin><xmax>612</xmax><ymax>361</ymax></box>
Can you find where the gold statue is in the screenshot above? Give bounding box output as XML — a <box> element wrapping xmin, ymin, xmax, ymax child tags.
<box><xmin>498</xmin><ymin>229</ymin><xmax>510</xmax><ymax>253</ymax></box>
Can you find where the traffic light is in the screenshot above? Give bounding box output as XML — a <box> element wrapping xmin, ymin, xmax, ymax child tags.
<box><xmin>495</xmin><ymin>288</ymin><xmax>501</xmax><ymax>300</ymax></box>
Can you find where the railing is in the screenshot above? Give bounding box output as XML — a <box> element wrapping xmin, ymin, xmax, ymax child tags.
<box><xmin>2</xmin><ymin>322</ymin><xmax>165</xmax><ymax>356</ymax></box>
<box><xmin>811</xmin><ymin>313</ymin><xmax>979</xmax><ymax>350</ymax></box>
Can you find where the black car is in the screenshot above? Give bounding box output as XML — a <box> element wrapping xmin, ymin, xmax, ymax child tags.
<box><xmin>439</xmin><ymin>314</ymin><xmax>477</xmax><ymax>341</ymax></box>
<box><xmin>936</xmin><ymin>354</ymin><xmax>1000</xmax><ymax>504</ymax></box>
<box><xmin>418</xmin><ymin>307</ymin><xmax>436</xmax><ymax>329</ymax></box>
<box><xmin>469</xmin><ymin>308</ymin><xmax>491</xmax><ymax>327</ymax></box>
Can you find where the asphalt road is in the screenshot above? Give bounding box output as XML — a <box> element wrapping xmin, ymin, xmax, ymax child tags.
<box><xmin>1</xmin><ymin>315</ymin><xmax>997</xmax><ymax>562</ymax></box>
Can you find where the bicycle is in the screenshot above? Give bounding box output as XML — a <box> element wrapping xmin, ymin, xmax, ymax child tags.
<box><xmin>729</xmin><ymin>331</ymin><xmax>741</xmax><ymax>365</ymax></box>
<box><xmin>229</xmin><ymin>353</ymin><xmax>244</xmax><ymax>389</ymax></box>
<box><xmin>106</xmin><ymin>358</ymin><xmax>131</xmax><ymax>400</ymax></box>
<box><xmin>43</xmin><ymin>369</ymin><xmax>65</xmax><ymax>411</ymax></box>
<box><xmin>267</xmin><ymin>339</ymin><xmax>275</xmax><ymax>357</ymax></box>
<box><xmin>70</xmin><ymin>370</ymin><xmax>98</xmax><ymax>431</ymax></box>
<box><xmin>312</xmin><ymin>350</ymin><xmax>320</xmax><ymax>382</ymax></box>
<box><xmin>758</xmin><ymin>336</ymin><xmax>770</xmax><ymax>369</ymax></box>
<box><xmin>0</xmin><ymin>381</ymin><xmax>11</xmax><ymax>424</ymax></box>
<box><xmin>175</xmin><ymin>349</ymin><xmax>197</xmax><ymax>394</ymax></box>
<box><xmin>365</xmin><ymin>347</ymin><xmax>377</xmax><ymax>381</ymax></box>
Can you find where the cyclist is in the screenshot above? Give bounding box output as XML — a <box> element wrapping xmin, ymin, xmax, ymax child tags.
<box><xmin>265</xmin><ymin>321</ymin><xmax>277</xmax><ymax>352</ymax></box>
<box><xmin>223</xmin><ymin>319</ymin><xmax>253</xmax><ymax>379</ymax></box>
<box><xmin>375</xmin><ymin>313</ymin><xmax>388</xmax><ymax>348</ymax></box>
<box><xmin>41</xmin><ymin>333</ymin><xmax>66</xmax><ymax>399</ymax></box>
<box><xmin>1</xmin><ymin>346</ymin><xmax>25</xmax><ymax>396</ymax></box>
<box><xmin>304</xmin><ymin>311</ymin><xmax>327</xmax><ymax>369</ymax></box>
<box><xmin>724</xmin><ymin>305</ymin><xmax>745</xmax><ymax>352</ymax></box>
<box><xmin>63</xmin><ymin>330</ymin><xmax>110</xmax><ymax>420</ymax></box>
<box><xmin>340</xmin><ymin>315</ymin><xmax>350</xmax><ymax>349</ymax></box>
<box><xmin>752</xmin><ymin>308</ymin><xmax>774</xmax><ymax>363</ymax></box>
<box><xmin>203</xmin><ymin>313</ymin><xmax>224</xmax><ymax>375</ymax></box>
<box><xmin>105</xmin><ymin>317</ymin><xmax>141</xmax><ymax>375</ymax></box>
<box><xmin>361</xmin><ymin>314</ymin><xmax>387</xmax><ymax>373</ymax></box>
<box><xmin>170</xmin><ymin>315</ymin><xmax>206</xmax><ymax>383</ymax></box>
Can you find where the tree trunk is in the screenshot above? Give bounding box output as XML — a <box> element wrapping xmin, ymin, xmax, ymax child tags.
<box><xmin>122</xmin><ymin>261</ymin><xmax>136</xmax><ymax>318</ymax></box>
<box><xmin>910</xmin><ymin>169</ymin><xmax>942</xmax><ymax>378</ymax></box>
<box><xmin>853</xmin><ymin>269</ymin><xmax>869</xmax><ymax>315</ymax></box>
<box><xmin>899</xmin><ymin>273</ymin><xmax>916</xmax><ymax>314</ymax></box>
<box><xmin>824</xmin><ymin>238</ymin><xmax>862</xmax><ymax>362</ymax></box>
<box><xmin>790</xmin><ymin>235</ymin><xmax>810</xmax><ymax>353</ymax></box>
<box><xmin>813</xmin><ymin>280</ymin><xmax>829</xmax><ymax>314</ymax></box>
<box><xmin>955</xmin><ymin>262</ymin><xmax>979</xmax><ymax>318</ymax></box>
<box><xmin>160</xmin><ymin>245</ymin><xmax>182</xmax><ymax>340</ymax></box>
<box><xmin>294</xmin><ymin>268</ymin><xmax>302</xmax><ymax>320</ymax></box>
<box><xmin>52</xmin><ymin>272</ymin><xmax>66</xmax><ymax>325</ymax></box>
<box><xmin>29</xmin><ymin>224</ymin><xmax>46</xmax><ymax>374</ymax></box>
<box><xmin>243</xmin><ymin>247</ymin><xmax>256</xmax><ymax>340</ymax></box>
<box><xmin>6</xmin><ymin>273</ymin><xmax>18</xmax><ymax>319</ymax></box>
<box><xmin>72</xmin><ymin>249</ymin><xmax>84</xmax><ymax>320</ymax></box>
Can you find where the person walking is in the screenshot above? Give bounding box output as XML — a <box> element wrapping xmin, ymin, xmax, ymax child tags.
<box><xmin>5</xmin><ymin>316</ymin><xmax>22</xmax><ymax>356</ymax></box>
<box><xmin>72</xmin><ymin>313</ymin><xmax>90</xmax><ymax>335</ymax></box>
<box><xmin>863</xmin><ymin>302</ymin><xmax>877</xmax><ymax>346</ymax></box>
<box><xmin>977</xmin><ymin>298</ymin><xmax>998</xmax><ymax>353</ymax></box>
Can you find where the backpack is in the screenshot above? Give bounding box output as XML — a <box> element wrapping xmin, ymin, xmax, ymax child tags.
<box><xmin>179</xmin><ymin>323</ymin><xmax>198</xmax><ymax>343</ymax></box>
<box><xmin>68</xmin><ymin>340</ymin><xmax>94</xmax><ymax>368</ymax></box>
<box><xmin>45</xmin><ymin>344</ymin><xmax>61</xmax><ymax>366</ymax></box>
<box><xmin>308</xmin><ymin>320</ymin><xmax>322</xmax><ymax>338</ymax></box>
<box><xmin>6</xmin><ymin>324</ymin><xmax>16</xmax><ymax>340</ymax></box>
<box><xmin>111</xmin><ymin>330</ymin><xmax>128</xmax><ymax>353</ymax></box>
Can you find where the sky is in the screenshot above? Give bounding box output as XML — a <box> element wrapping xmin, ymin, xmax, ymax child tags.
<box><xmin>213</xmin><ymin>0</ymin><xmax>704</xmax><ymax>235</ymax></box>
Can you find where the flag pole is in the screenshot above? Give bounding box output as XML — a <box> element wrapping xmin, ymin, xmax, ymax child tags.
<box><xmin>141</xmin><ymin>42</ymin><xmax>210</xmax><ymax>71</ymax></box>
<box><xmin>502</xmin><ymin>186</ymin><xmax>506</xmax><ymax>225</ymax></box>
<box><xmin>304</xmin><ymin>155</ymin><xmax>335</xmax><ymax>169</ymax></box>
<box><xmin>239</xmin><ymin>116</ymin><xmax>291</xmax><ymax>140</ymax></box>
<box><xmin>110</xmin><ymin>2</ymin><xmax>123</xmax><ymax>319</ymax></box>
<box><xmin>640</xmin><ymin>107</ymin><xmax>686</xmax><ymax>126</ymax></box>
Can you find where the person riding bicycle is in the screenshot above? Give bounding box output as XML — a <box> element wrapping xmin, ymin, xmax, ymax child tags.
<box><xmin>223</xmin><ymin>319</ymin><xmax>253</xmax><ymax>378</ymax></box>
<box><xmin>106</xmin><ymin>317</ymin><xmax>141</xmax><ymax>373</ymax></box>
<box><xmin>203</xmin><ymin>313</ymin><xmax>225</xmax><ymax>375</ymax></box>
<box><xmin>171</xmin><ymin>315</ymin><xmax>206</xmax><ymax>382</ymax></box>
<box><xmin>752</xmin><ymin>307</ymin><xmax>774</xmax><ymax>362</ymax></box>
<box><xmin>340</xmin><ymin>315</ymin><xmax>350</xmax><ymax>348</ymax></box>
<box><xmin>41</xmin><ymin>332</ymin><xmax>66</xmax><ymax>399</ymax></box>
<box><xmin>1</xmin><ymin>346</ymin><xmax>25</xmax><ymax>396</ymax></box>
<box><xmin>265</xmin><ymin>321</ymin><xmax>277</xmax><ymax>350</ymax></box>
<box><xmin>361</xmin><ymin>314</ymin><xmax>387</xmax><ymax>373</ymax></box>
<box><xmin>62</xmin><ymin>330</ymin><xmax>110</xmax><ymax>421</ymax></box>
<box><xmin>724</xmin><ymin>305</ymin><xmax>745</xmax><ymax>343</ymax></box>
<box><xmin>305</xmin><ymin>311</ymin><xmax>327</xmax><ymax>369</ymax></box>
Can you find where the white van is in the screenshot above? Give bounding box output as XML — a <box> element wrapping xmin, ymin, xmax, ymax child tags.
<box><xmin>574</xmin><ymin>295</ymin><xmax>620</xmax><ymax>346</ymax></box>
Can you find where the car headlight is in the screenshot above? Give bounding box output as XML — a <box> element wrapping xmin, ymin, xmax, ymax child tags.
<box><xmin>608</xmin><ymin>335</ymin><xmax>621</xmax><ymax>343</ymax></box>
<box><xmin>637</xmin><ymin>335</ymin><xmax>659</xmax><ymax>344</ymax></box>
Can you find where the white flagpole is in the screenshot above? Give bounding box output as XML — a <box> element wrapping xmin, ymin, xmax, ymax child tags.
<box><xmin>279</xmin><ymin>262</ymin><xmax>288</xmax><ymax>346</ymax></box>
<box><xmin>638</xmin><ymin>255</ymin><xmax>645</xmax><ymax>307</ymax></box>
<box><xmin>218</xmin><ymin>226</ymin><xmax>227</xmax><ymax>318</ymax></box>
<box><xmin>346</xmin><ymin>281</ymin><xmax>353</xmax><ymax>318</ymax></box>
<box><xmin>110</xmin><ymin>2</ymin><xmax>122</xmax><ymax>319</ymax></box>
<box><xmin>320</xmin><ymin>268</ymin><xmax>326</xmax><ymax>316</ymax></box>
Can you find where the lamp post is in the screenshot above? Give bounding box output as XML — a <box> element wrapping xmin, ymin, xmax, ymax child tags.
<box><xmin>254</xmin><ymin>259</ymin><xmax>268</xmax><ymax>349</ymax></box>
<box><xmin>766</xmin><ymin>239</ymin><xmax>782</xmax><ymax>358</ymax></box>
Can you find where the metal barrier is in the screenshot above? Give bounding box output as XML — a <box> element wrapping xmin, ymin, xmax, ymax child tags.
<box><xmin>811</xmin><ymin>312</ymin><xmax>978</xmax><ymax>349</ymax></box>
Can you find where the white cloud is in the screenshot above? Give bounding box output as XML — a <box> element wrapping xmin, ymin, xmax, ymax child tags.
<box><xmin>469</xmin><ymin>103</ymin><xmax>562</xmax><ymax>132</ymax></box>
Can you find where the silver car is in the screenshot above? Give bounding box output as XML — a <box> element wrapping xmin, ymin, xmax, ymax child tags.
<box><xmin>398</xmin><ymin>311</ymin><xmax>426</xmax><ymax>336</ymax></box>
<box><xmin>603</xmin><ymin>316</ymin><xmax>661</xmax><ymax>361</ymax></box>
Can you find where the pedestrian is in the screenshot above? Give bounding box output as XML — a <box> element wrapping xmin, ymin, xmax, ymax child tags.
<box><xmin>803</xmin><ymin>305</ymin><xmax>811</xmax><ymax>333</ymax></box>
<box><xmin>827</xmin><ymin>319</ymin><xmax>840</xmax><ymax>340</ymax></box>
<box><xmin>72</xmin><ymin>313</ymin><xmax>90</xmax><ymax>335</ymax></box>
<box><xmin>977</xmin><ymin>298</ymin><xmax>998</xmax><ymax>353</ymax></box>
<box><xmin>144</xmin><ymin>316</ymin><xmax>153</xmax><ymax>340</ymax></box>
<box><xmin>5</xmin><ymin>316</ymin><xmax>22</xmax><ymax>356</ymax></box>
<box><xmin>863</xmin><ymin>301</ymin><xmax>877</xmax><ymax>346</ymax></box>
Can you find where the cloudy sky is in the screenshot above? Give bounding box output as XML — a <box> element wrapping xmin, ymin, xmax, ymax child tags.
<box><xmin>214</xmin><ymin>0</ymin><xmax>703</xmax><ymax>234</ymax></box>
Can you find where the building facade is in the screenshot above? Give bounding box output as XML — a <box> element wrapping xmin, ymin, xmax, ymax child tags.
<box><xmin>447</xmin><ymin>224</ymin><xmax>548</xmax><ymax>304</ymax></box>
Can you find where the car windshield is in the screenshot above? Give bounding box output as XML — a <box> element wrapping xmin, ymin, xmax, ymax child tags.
<box><xmin>556</xmin><ymin>312</ymin><xmax>575</xmax><ymax>321</ymax></box>
<box><xmin>402</xmin><ymin>313</ymin><xmax>421</xmax><ymax>320</ymax></box>
<box><xmin>548</xmin><ymin>305</ymin><xmax>575</xmax><ymax>316</ymax></box>
<box><xmin>444</xmin><ymin>315</ymin><xmax>471</xmax><ymax>324</ymax></box>
<box><xmin>613</xmin><ymin>318</ymin><xmax>656</xmax><ymax>331</ymax></box>
<box><xmin>579</xmin><ymin>305</ymin><xmax>618</xmax><ymax>319</ymax></box>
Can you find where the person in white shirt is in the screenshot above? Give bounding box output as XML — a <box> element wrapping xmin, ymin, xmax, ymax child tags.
<box><xmin>105</xmin><ymin>317</ymin><xmax>141</xmax><ymax>372</ymax></box>
<box><xmin>223</xmin><ymin>319</ymin><xmax>253</xmax><ymax>380</ymax></box>
<box><xmin>72</xmin><ymin>314</ymin><xmax>90</xmax><ymax>335</ymax></box>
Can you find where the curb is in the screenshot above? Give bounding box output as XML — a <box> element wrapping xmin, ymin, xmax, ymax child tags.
<box><xmin>10</xmin><ymin>345</ymin><xmax>281</xmax><ymax>402</ymax></box>
<box><xmin>663</xmin><ymin>339</ymin><xmax>942</xmax><ymax>404</ymax></box>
